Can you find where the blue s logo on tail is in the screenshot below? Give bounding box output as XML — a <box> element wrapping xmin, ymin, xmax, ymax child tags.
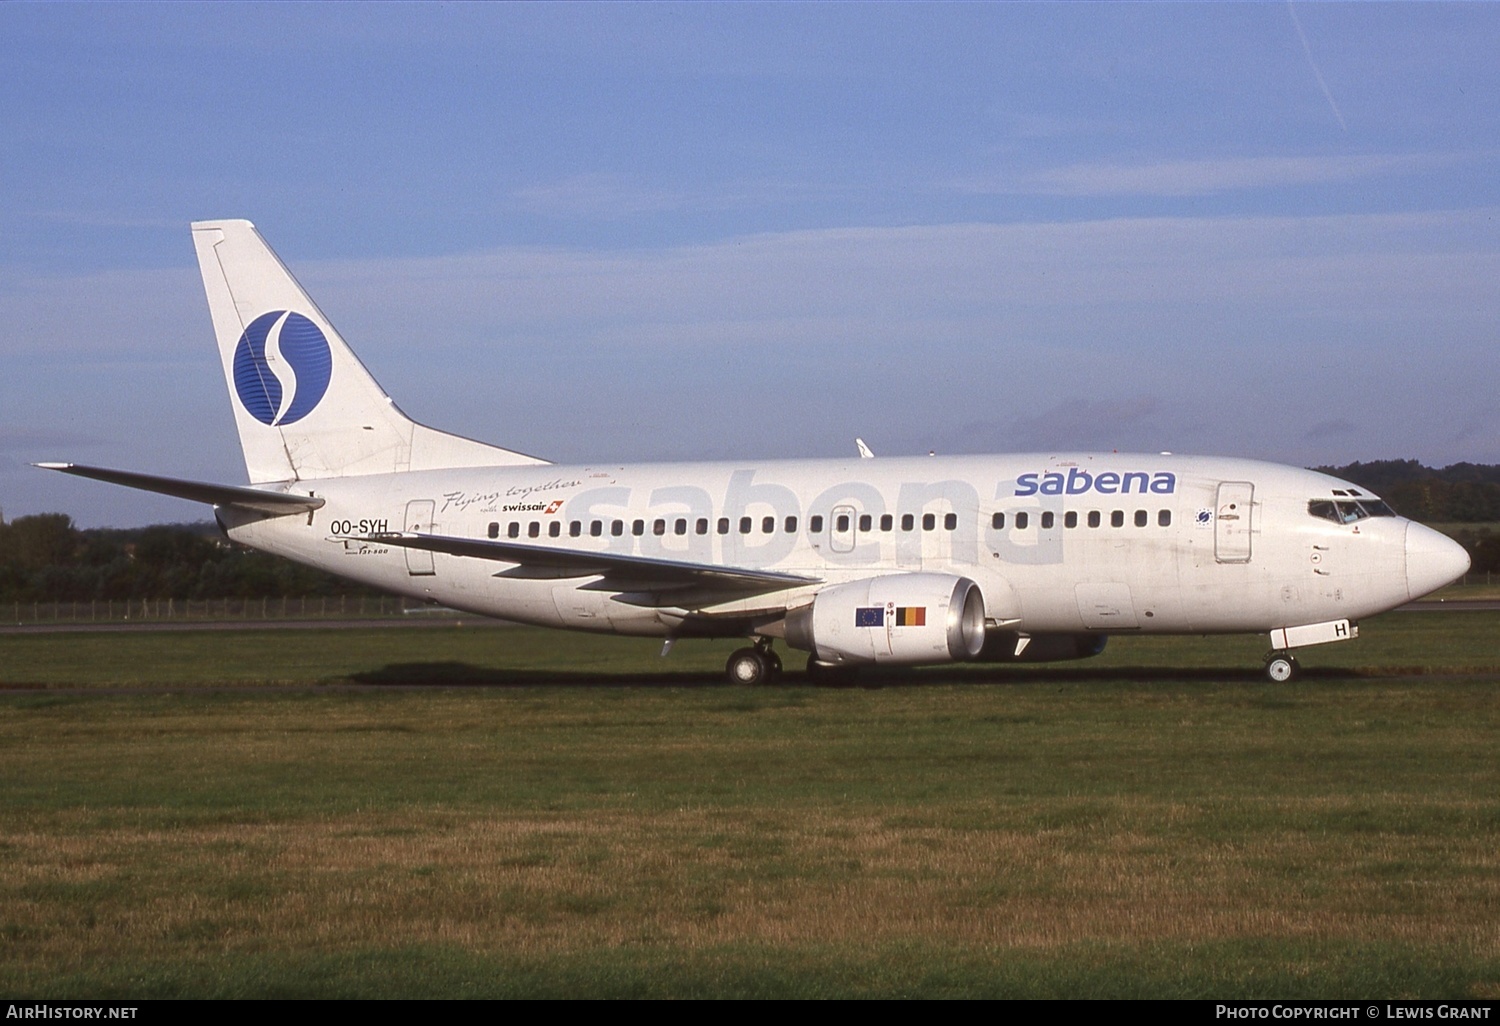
<box><xmin>232</xmin><ymin>311</ymin><xmax>333</xmax><ymax>426</ymax></box>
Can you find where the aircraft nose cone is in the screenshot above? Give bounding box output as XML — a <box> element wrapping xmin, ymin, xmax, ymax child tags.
<box><xmin>1405</xmin><ymin>522</ymin><xmax>1470</xmax><ymax>601</ymax></box>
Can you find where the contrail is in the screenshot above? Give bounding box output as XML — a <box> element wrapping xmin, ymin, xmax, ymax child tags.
<box><xmin>1288</xmin><ymin>1</ymin><xmax>1347</xmax><ymax>132</ymax></box>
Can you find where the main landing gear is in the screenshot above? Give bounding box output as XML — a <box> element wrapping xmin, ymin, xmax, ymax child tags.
<box><xmin>725</xmin><ymin>639</ymin><xmax>783</xmax><ymax>686</ymax></box>
<box><xmin>1263</xmin><ymin>650</ymin><xmax>1300</xmax><ymax>683</ymax></box>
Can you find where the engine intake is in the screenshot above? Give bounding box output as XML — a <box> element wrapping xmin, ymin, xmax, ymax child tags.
<box><xmin>784</xmin><ymin>573</ymin><xmax>986</xmax><ymax>666</ymax></box>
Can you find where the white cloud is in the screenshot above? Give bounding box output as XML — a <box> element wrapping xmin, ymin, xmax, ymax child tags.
<box><xmin>508</xmin><ymin>173</ymin><xmax>832</xmax><ymax>221</ymax></box>
<box><xmin>5</xmin><ymin>207</ymin><xmax>1497</xmax><ymax>524</ymax></box>
<box><xmin>291</xmin><ymin>209</ymin><xmax>1500</xmax><ymax>361</ymax></box>
<box><xmin>509</xmin><ymin>174</ymin><xmax>691</xmax><ymax>220</ymax></box>
<box><xmin>954</xmin><ymin>153</ymin><xmax>1464</xmax><ymax>198</ymax></box>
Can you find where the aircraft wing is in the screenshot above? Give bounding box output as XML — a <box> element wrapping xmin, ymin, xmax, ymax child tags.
<box><xmin>34</xmin><ymin>463</ymin><xmax>324</xmax><ymax>515</ymax></box>
<box><xmin>363</xmin><ymin>531</ymin><xmax>821</xmax><ymax>593</ymax></box>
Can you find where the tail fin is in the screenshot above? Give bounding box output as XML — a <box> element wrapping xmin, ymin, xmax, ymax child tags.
<box><xmin>191</xmin><ymin>219</ymin><xmax>547</xmax><ymax>484</ymax></box>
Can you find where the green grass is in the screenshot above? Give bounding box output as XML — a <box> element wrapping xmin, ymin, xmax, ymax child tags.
<box><xmin>1</xmin><ymin>609</ymin><xmax>1497</xmax><ymax>689</ymax></box>
<box><xmin>1</xmin><ymin>615</ymin><xmax>1498</xmax><ymax>997</ymax></box>
<box><xmin>12</xmin><ymin>942</ymin><xmax>1496</xmax><ymax>999</ymax></box>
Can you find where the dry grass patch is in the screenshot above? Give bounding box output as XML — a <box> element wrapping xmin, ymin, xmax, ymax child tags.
<box><xmin>3</xmin><ymin>662</ymin><xmax>1498</xmax><ymax>996</ymax></box>
<box><xmin>6</xmin><ymin>797</ymin><xmax>1498</xmax><ymax>974</ymax></box>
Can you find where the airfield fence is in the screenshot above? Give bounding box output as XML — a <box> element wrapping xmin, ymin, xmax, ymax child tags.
<box><xmin>5</xmin><ymin>573</ymin><xmax>1495</xmax><ymax>626</ymax></box>
<box><xmin>5</xmin><ymin>595</ymin><xmax>432</xmax><ymax>625</ymax></box>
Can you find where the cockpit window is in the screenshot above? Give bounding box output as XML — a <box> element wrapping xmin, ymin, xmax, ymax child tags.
<box><xmin>1309</xmin><ymin>498</ymin><xmax>1398</xmax><ymax>523</ymax></box>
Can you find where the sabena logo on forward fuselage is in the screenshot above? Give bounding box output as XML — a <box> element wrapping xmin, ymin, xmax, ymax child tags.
<box><xmin>232</xmin><ymin>311</ymin><xmax>333</xmax><ymax>426</ymax></box>
<box><xmin>1014</xmin><ymin>469</ymin><xmax>1176</xmax><ymax>496</ymax></box>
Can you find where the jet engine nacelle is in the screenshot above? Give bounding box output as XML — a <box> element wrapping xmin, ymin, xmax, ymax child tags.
<box><xmin>784</xmin><ymin>573</ymin><xmax>986</xmax><ymax>666</ymax></box>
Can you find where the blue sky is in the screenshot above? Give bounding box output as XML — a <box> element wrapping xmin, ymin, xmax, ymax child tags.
<box><xmin>2</xmin><ymin>2</ymin><xmax>1498</xmax><ymax>527</ymax></box>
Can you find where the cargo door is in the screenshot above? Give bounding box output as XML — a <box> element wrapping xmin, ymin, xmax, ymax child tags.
<box><xmin>1075</xmin><ymin>582</ymin><xmax>1139</xmax><ymax>629</ymax></box>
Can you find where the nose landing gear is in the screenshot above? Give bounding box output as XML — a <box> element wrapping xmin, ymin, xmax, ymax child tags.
<box><xmin>725</xmin><ymin>639</ymin><xmax>783</xmax><ymax>686</ymax></box>
<box><xmin>1263</xmin><ymin>651</ymin><xmax>1300</xmax><ymax>683</ymax></box>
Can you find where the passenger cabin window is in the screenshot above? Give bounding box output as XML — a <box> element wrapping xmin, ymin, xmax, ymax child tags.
<box><xmin>992</xmin><ymin>512</ymin><xmax>1005</xmax><ymax>530</ymax></box>
<box><xmin>549</xmin><ymin>522</ymin><xmax>561</xmax><ymax>538</ymax></box>
<box><xmin>1088</xmin><ymin>511</ymin><xmax>1101</xmax><ymax>528</ymax></box>
<box><xmin>1110</xmin><ymin>510</ymin><xmax>1124</xmax><ymax>528</ymax></box>
<box><xmin>880</xmin><ymin>514</ymin><xmax>893</xmax><ymax>532</ymax></box>
<box><xmin>1158</xmin><ymin>510</ymin><xmax>1171</xmax><ymax>527</ymax></box>
<box><xmin>1040</xmin><ymin>512</ymin><xmax>1053</xmax><ymax>529</ymax></box>
<box><xmin>761</xmin><ymin>516</ymin><xmax>774</xmax><ymax>534</ymax></box>
<box><xmin>835</xmin><ymin>514</ymin><xmax>850</xmax><ymax>532</ymax></box>
<box><xmin>785</xmin><ymin>516</ymin><xmax>797</xmax><ymax>533</ymax></box>
<box><xmin>655</xmin><ymin>519</ymin><xmax>667</xmax><ymax>536</ymax></box>
<box><xmin>945</xmin><ymin>513</ymin><xmax>958</xmax><ymax>531</ymax></box>
<box><xmin>1015</xmin><ymin>511</ymin><xmax>1029</xmax><ymax>530</ymax></box>
<box><xmin>507</xmin><ymin>523</ymin><xmax>520</xmax><ymax>539</ymax></box>
<box><xmin>488</xmin><ymin>522</ymin><xmax>499</xmax><ymax>539</ymax></box>
<box><xmin>590</xmin><ymin>520</ymin><xmax>603</xmax><ymax>537</ymax></box>
<box><xmin>923</xmin><ymin>513</ymin><xmax>935</xmax><ymax>531</ymax></box>
<box><xmin>740</xmin><ymin>517</ymin><xmax>752</xmax><ymax>534</ymax></box>
<box><xmin>632</xmin><ymin>519</ymin><xmax>645</xmax><ymax>536</ymax></box>
<box><xmin>528</xmin><ymin>522</ymin><xmax>540</xmax><ymax>538</ymax></box>
<box><xmin>696</xmin><ymin>518</ymin><xmax>708</xmax><ymax>535</ymax></box>
<box><xmin>1065</xmin><ymin>511</ymin><xmax>1078</xmax><ymax>529</ymax></box>
<box><xmin>675</xmin><ymin>518</ymin><xmax>688</xmax><ymax>536</ymax></box>
<box><xmin>718</xmin><ymin>517</ymin><xmax>730</xmax><ymax>535</ymax></box>
<box><xmin>809</xmin><ymin>515</ymin><xmax>824</xmax><ymax>533</ymax></box>
<box><xmin>611</xmin><ymin>520</ymin><xmax>624</xmax><ymax>537</ymax></box>
<box><xmin>1134</xmin><ymin>510</ymin><xmax>1148</xmax><ymax>528</ymax></box>
<box><xmin>902</xmin><ymin>514</ymin><xmax>915</xmax><ymax>532</ymax></box>
<box><xmin>858</xmin><ymin>514</ymin><xmax>872</xmax><ymax>532</ymax></box>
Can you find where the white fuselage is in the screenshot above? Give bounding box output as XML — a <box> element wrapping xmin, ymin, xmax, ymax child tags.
<box><xmin>46</xmin><ymin>221</ymin><xmax>1474</xmax><ymax>682</ymax></box>
<box><xmin>219</xmin><ymin>451</ymin><xmax>1457</xmax><ymax>641</ymax></box>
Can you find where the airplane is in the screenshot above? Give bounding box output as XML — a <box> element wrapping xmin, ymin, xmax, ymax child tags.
<box><xmin>39</xmin><ymin>219</ymin><xmax>1471</xmax><ymax>685</ymax></box>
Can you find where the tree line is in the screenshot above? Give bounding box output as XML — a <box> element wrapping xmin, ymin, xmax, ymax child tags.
<box><xmin>1316</xmin><ymin>461</ymin><xmax>1500</xmax><ymax>576</ymax></box>
<box><xmin>1</xmin><ymin>460</ymin><xmax>1495</xmax><ymax>601</ymax></box>
<box><xmin>1315</xmin><ymin>460</ymin><xmax>1500</xmax><ymax>523</ymax></box>
<box><xmin>0</xmin><ymin>515</ymin><xmax>379</xmax><ymax>603</ymax></box>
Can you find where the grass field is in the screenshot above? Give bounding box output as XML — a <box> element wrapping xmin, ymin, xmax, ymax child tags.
<box><xmin>2</xmin><ymin>613</ymin><xmax>1498</xmax><ymax>998</ymax></box>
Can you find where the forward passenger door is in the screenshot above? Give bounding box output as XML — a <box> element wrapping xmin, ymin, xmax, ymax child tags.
<box><xmin>1214</xmin><ymin>482</ymin><xmax>1254</xmax><ymax>564</ymax></box>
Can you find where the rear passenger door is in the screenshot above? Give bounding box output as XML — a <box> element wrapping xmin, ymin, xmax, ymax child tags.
<box><xmin>403</xmin><ymin>499</ymin><xmax>436</xmax><ymax>576</ymax></box>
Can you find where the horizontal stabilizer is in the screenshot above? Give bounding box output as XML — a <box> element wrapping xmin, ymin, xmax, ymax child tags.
<box><xmin>361</xmin><ymin>531</ymin><xmax>820</xmax><ymax>592</ymax></box>
<box><xmin>34</xmin><ymin>463</ymin><xmax>324</xmax><ymax>515</ymax></box>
